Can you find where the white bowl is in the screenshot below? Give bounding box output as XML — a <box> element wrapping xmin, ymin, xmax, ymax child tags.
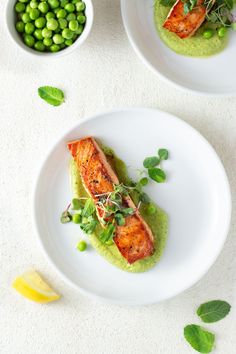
<box><xmin>5</xmin><ymin>0</ymin><xmax>93</xmax><ymax>58</ymax></box>
<box><xmin>33</xmin><ymin>108</ymin><xmax>231</xmax><ymax>305</ymax></box>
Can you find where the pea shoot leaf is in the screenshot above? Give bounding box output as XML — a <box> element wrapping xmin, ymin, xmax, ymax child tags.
<box><xmin>148</xmin><ymin>168</ymin><xmax>166</xmax><ymax>183</ymax></box>
<box><xmin>143</xmin><ymin>156</ymin><xmax>160</xmax><ymax>169</ymax></box>
<box><xmin>80</xmin><ymin>219</ymin><xmax>97</xmax><ymax>234</ymax></box>
<box><xmin>184</xmin><ymin>325</ymin><xmax>215</xmax><ymax>353</ymax></box>
<box><xmin>60</xmin><ymin>210</ymin><xmax>72</xmax><ymax>223</ymax></box>
<box><xmin>38</xmin><ymin>86</ymin><xmax>65</xmax><ymax>106</ymax></box>
<box><xmin>82</xmin><ymin>198</ymin><xmax>96</xmax><ymax>217</ymax></box>
<box><xmin>158</xmin><ymin>148</ymin><xmax>169</xmax><ymax>160</ymax></box>
<box><xmin>197</xmin><ymin>300</ymin><xmax>231</xmax><ymax>323</ymax></box>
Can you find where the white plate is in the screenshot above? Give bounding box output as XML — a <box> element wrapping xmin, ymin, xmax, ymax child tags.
<box><xmin>121</xmin><ymin>0</ymin><xmax>236</xmax><ymax>96</ymax></box>
<box><xmin>33</xmin><ymin>108</ymin><xmax>231</xmax><ymax>305</ymax></box>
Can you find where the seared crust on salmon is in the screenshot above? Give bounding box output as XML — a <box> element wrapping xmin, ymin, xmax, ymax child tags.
<box><xmin>163</xmin><ymin>0</ymin><xmax>206</xmax><ymax>39</ymax></box>
<box><xmin>67</xmin><ymin>137</ymin><xmax>154</xmax><ymax>264</ymax></box>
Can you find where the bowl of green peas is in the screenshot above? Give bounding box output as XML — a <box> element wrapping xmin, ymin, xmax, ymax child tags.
<box><xmin>6</xmin><ymin>0</ymin><xmax>93</xmax><ymax>56</ymax></box>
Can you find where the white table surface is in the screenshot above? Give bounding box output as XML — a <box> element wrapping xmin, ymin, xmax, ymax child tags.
<box><xmin>0</xmin><ymin>1</ymin><xmax>236</xmax><ymax>353</ymax></box>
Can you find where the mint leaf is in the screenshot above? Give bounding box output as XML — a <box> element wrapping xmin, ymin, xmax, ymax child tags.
<box><xmin>38</xmin><ymin>86</ymin><xmax>65</xmax><ymax>106</ymax></box>
<box><xmin>143</xmin><ymin>156</ymin><xmax>160</xmax><ymax>169</ymax></box>
<box><xmin>197</xmin><ymin>300</ymin><xmax>231</xmax><ymax>323</ymax></box>
<box><xmin>148</xmin><ymin>168</ymin><xmax>166</xmax><ymax>183</ymax></box>
<box><xmin>82</xmin><ymin>198</ymin><xmax>95</xmax><ymax>217</ymax></box>
<box><xmin>184</xmin><ymin>325</ymin><xmax>215</xmax><ymax>353</ymax></box>
<box><xmin>158</xmin><ymin>148</ymin><xmax>169</xmax><ymax>160</ymax></box>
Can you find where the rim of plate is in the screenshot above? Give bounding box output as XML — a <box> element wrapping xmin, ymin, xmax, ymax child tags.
<box><xmin>120</xmin><ymin>1</ymin><xmax>236</xmax><ymax>97</ymax></box>
<box><xmin>32</xmin><ymin>107</ymin><xmax>232</xmax><ymax>305</ymax></box>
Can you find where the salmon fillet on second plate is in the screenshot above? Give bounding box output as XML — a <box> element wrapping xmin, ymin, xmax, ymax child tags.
<box><xmin>163</xmin><ymin>0</ymin><xmax>207</xmax><ymax>39</ymax></box>
<box><xmin>67</xmin><ymin>137</ymin><xmax>154</xmax><ymax>264</ymax></box>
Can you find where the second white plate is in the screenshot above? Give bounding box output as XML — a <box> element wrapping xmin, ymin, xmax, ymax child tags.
<box><xmin>121</xmin><ymin>0</ymin><xmax>236</xmax><ymax>95</ymax></box>
<box><xmin>33</xmin><ymin>108</ymin><xmax>231</xmax><ymax>305</ymax></box>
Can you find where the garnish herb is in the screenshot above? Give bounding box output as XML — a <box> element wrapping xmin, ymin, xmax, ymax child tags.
<box><xmin>99</xmin><ymin>223</ymin><xmax>116</xmax><ymax>244</ymax></box>
<box><xmin>143</xmin><ymin>148</ymin><xmax>168</xmax><ymax>184</ymax></box>
<box><xmin>184</xmin><ymin>325</ymin><xmax>215</xmax><ymax>353</ymax></box>
<box><xmin>38</xmin><ymin>86</ymin><xmax>65</xmax><ymax>106</ymax></box>
<box><xmin>80</xmin><ymin>219</ymin><xmax>98</xmax><ymax>234</ymax></box>
<box><xmin>60</xmin><ymin>210</ymin><xmax>72</xmax><ymax>224</ymax></box>
<box><xmin>82</xmin><ymin>198</ymin><xmax>96</xmax><ymax>217</ymax></box>
<box><xmin>197</xmin><ymin>300</ymin><xmax>231</xmax><ymax>323</ymax></box>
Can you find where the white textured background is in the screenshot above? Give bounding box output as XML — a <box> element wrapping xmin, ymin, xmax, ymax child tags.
<box><xmin>0</xmin><ymin>0</ymin><xmax>236</xmax><ymax>353</ymax></box>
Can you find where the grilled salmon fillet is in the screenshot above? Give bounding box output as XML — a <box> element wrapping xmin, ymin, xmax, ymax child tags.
<box><xmin>163</xmin><ymin>0</ymin><xmax>207</xmax><ymax>39</ymax></box>
<box><xmin>67</xmin><ymin>137</ymin><xmax>154</xmax><ymax>264</ymax></box>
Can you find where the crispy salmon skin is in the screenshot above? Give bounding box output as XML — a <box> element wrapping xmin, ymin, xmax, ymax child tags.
<box><xmin>163</xmin><ymin>0</ymin><xmax>207</xmax><ymax>39</ymax></box>
<box><xmin>67</xmin><ymin>137</ymin><xmax>154</xmax><ymax>264</ymax></box>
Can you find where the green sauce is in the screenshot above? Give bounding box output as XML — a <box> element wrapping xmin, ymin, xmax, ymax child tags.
<box><xmin>70</xmin><ymin>145</ymin><xmax>168</xmax><ymax>273</ymax></box>
<box><xmin>154</xmin><ymin>1</ymin><xmax>228</xmax><ymax>57</ymax></box>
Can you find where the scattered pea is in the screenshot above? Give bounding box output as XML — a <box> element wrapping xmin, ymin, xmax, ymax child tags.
<box><xmin>77</xmin><ymin>240</ymin><xmax>87</xmax><ymax>252</ymax></box>
<box><xmin>72</xmin><ymin>214</ymin><xmax>81</xmax><ymax>224</ymax></box>
<box><xmin>202</xmin><ymin>29</ymin><xmax>213</xmax><ymax>39</ymax></box>
<box><xmin>218</xmin><ymin>27</ymin><xmax>227</xmax><ymax>38</ymax></box>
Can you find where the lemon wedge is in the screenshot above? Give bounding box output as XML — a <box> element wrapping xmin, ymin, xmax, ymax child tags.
<box><xmin>12</xmin><ymin>270</ymin><xmax>60</xmax><ymax>304</ymax></box>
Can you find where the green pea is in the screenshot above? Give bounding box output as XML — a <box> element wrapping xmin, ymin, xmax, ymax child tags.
<box><xmin>22</xmin><ymin>13</ymin><xmax>31</xmax><ymax>23</ymax></box>
<box><xmin>65</xmin><ymin>38</ymin><xmax>73</xmax><ymax>46</ymax></box>
<box><xmin>35</xmin><ymin>17</ymin><xmax>46</xmax><ymax>28</ymax></box>
<box><xmin>48</xmin><ymin>0</ymin><xmax>60</xmax><ymax>9</ymax></box>
<box><xmin>29</xmin><ymin>1</ymin><xmax>39</xmax><ymax>9</ymax></box>
<box><xmin>18</xmin><ymin>0</ymin><xmax>28</xmax><ymax>3</ymax></box>
<box><xmin>24</xmin><ymin>34</ymin><xmax>35</xmax><ymax>47</ymax></box>
<box><xmin>218</xmin><ymin>27</ymin><xmax>227</xmax><ymax>38</ymax></box>
<box><xmin>53</xmin><ymin>33</ymin><xmax>64</xmax><ymax>44</ymax></box>
<box><xmin>50</xmin><ymin>43</ymin><xmax>60</xmax><ymax>52</ymax></box>
<box><xmin>69</xmin><ymin>19</ymin><xmax>78</xmax><ymax>31</ymax></box>
<box><xmin>42</xmin><ymin>28</ymin><xmax>52</xmax><ymax>38</ymax></box>
<box><xmin>75</xmin><ymin>24</ymin><xmax>83</xmax><ymax>34</ymax></box>
<box><xmin>72</xmin><ymin>214</ymin><xmax>81</xmax><ymax>224</ymax></box>
<box><xmin>231</xmin><ymin>23</ymin><xmax>236</xmax><ymax>31</ymax></box>
<box><xmin>57</xmin><ymin>8</ymin><xmax>67</xmax><ymax>18</ymax></box>
<box><xmin>26</xmin><ymin>4</ymin><xmax>31</xmax><ymax>13</ymax></box>
<box><xmin>34</xmin><ymin>40</ymin><xmax>45</xmax><ymax>51</ymax></box>
<box><xmin>72</xmin><ymin>0</ymin><xmax>79</xmax><ymax>3</ymax></box>
<box><xmin>46</xmin><ymin>11</ymin><xmax>55</xmax><ymax>20</ymax></box>
<box><xmin>16</xmin><ymin>21</ymin><xmax>25</xmax><ymax>33</ymax></box>
<box><xmin>77</xmin><ymin>15</ymin><xmax>86</xmax><ymax>24</ymax></box>
<box><xmin>76</xmin><ymin>1</ymin><xmax>85</xmax><ymax>11</ymax></box>
<box><xmin>25</xmin><ymin>22</ymin><xmax>35</xmax><ymax>34</ymax></box>
<box><xmin>67</xmin><ymin>13</ymin><xmax>76</xmax><ymax>21</ymax></box>
<box><xmin>38</xmin><ymin>2</ymin><xmax>49</xmax><ymax>13</ymax></box>
<box><xmin>47</xmin><ymin>18</ymin><xmax>58</xmax><ymax>30</ymax></box>
<box><xmin>62</xmin><ymin>28</ymin><xmax>73</xmax><ymax>39</ymax></box>
<box><xmin>34</xmin><ymin>28</ymin><xmax>43</xmax><ymax>39</ymax></box>
<box><xmin>29</xmin><ymin>8</ymin><xmax>40</xmax><ymax>20</ymax></box>
<box><xmin>146</xmin><ymin>203</ymin><xmax>156</xmax><ymax>215</ymax></box>
<box><xmin>60</xmin><ymin>0</ymin><xmax>69</xmax><ymax>7</ymax></box>
<box><xmin>77</xmin><ymin>240</ymin><xmax>87</xmax><ymax>252</ymax></box>
<box><xmin>15</xmin><ymin>2</ymin><xmax>26</xmax><ymax>13</ymax></box>
<box><xmin>202</xmin><ymin>29</ymin><xmax>213</xmax><ymax>39</ymax></box>
<box><xmin>43</xmin><ymin>38</ymin><xmax>53</xmax><ymax>46</ymax></box>
<box><xmin>58</xmin><ymin>18</ymin><xmax>67</xmax><ymax>29</ymax></box>
<box><xmin>64</xmin><ymin>3</ymin><xmax>75</xmax><ymax>12</ymax></box>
